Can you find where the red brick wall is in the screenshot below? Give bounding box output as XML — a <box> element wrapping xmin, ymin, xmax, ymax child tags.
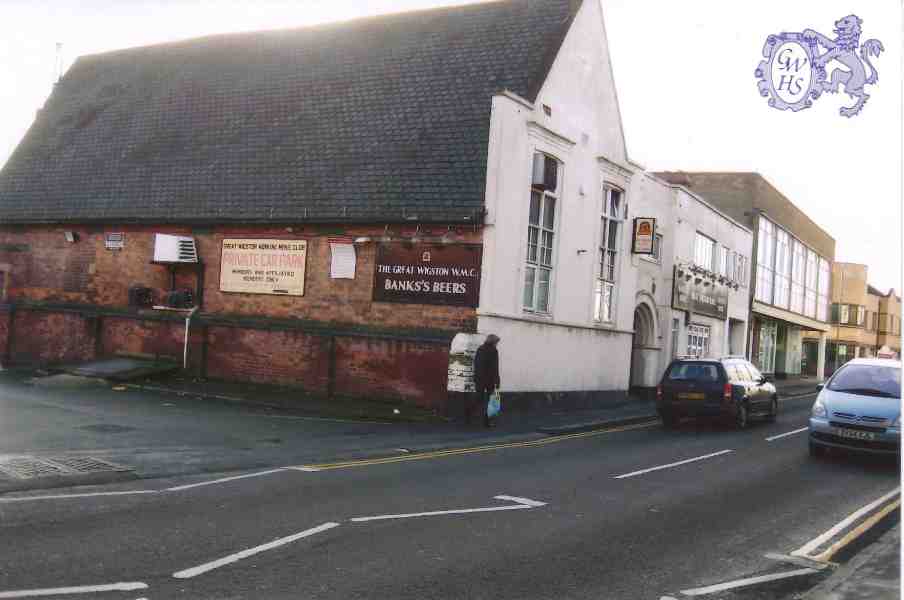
<box><xmin>335</xmin><ymin>337</ymin><xmax>450</xmax><ymax>410</ymax></box>
<box><xmin>9</xmin><ymin>310</ymin><xmax>95</xmax><ymax>365</ymax></box>
<box><xmin>0</xmin><ymin>223</ymin><xmax>477</xmax><ymax>409</ymax></box>
<box><xmin>100</xmin><ymin>317</ymin><xmax>189</xmax><ymax>363</ymax></box>
<box><xmin>205</xmin><ymin>326</ymin><xmax>330</xmax><ymax>391</ymax></box>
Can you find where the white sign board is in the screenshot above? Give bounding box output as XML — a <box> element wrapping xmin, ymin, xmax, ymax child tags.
<box><xmin>447</xmin><ymin>332</ymin><xmax>484</xmax><ymax>392</ymax></box>
<box><xmin>330</xmin><ymin>243</ymin><xmax>356</xmax><ymax>279</ymax></box>
<box><xmin>219</xmin><ymin>239</ymin><xmax>307</xmax><ymax>296</ymax></box>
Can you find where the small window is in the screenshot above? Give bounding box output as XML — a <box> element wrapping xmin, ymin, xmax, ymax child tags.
<box><xmin>694</xmin><ymin>233</ymin><xmax>716</xmax><ymax>271</ymax></box>
<box><xmin>687</xmin><ymin>323</ymin><xmax>711</xmax><ymax>358</ymax></box>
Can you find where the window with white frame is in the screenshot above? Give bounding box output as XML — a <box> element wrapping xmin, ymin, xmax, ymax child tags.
<box><xmin>720</xmin><ymin>246</ymin><xmax>730</xmax><ymax>277</ymax></box>
<box><xmin>694</xmin><ymin>233</ymin><xmax>716</xmax><ymax>271</ymax></box>
<box><xmin>523</xmin><ymin>155</ymin><xmax>559</xmax><ymax>313</ymax></box>
<box><xmin>790</xmin><ymin>239</ymin><xmax>805</xmax><ymax>314</ymax></box>
<box><xmin>817</xmin><ymin>257</ymin><xmax>829</xmax><ymax>322</ymax></box>
<box><xmin>774</xmin><ymin>228</ymin><xmax>791</xmax><ymax>309</ymax></box>
<box><xmin>737</xmin><ymin>254</ymin><xmax>748</xmax><ymax>287</ymax></box>
<box><xmin>594</xmin><ymin>186</ymin><xmax>625</xmax><ymax>322</ymax></box>
<box><xmin>687</xmin><ymin>323</ymin><xmax>711</xmax><ymax>358</ymax></box>
<box><xmin>755</xmin><ymin>217</ymin><xmax>775</xmax><ymax>303</ymax></box>
<box><xmin>804</xmin><ymin>248</ymin><xmax>817</xmax><ymax>318</ymax></box>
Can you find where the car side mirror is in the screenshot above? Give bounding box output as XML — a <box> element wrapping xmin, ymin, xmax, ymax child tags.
<box><xmin>763</xmin><ymin>374</ymin><xmax>773</xmax><ymax>383</ymax></box>
<box><xmin>816</xmin><ymin>383</ymin><xmax>824</xmax><ymax>391</ymax></box>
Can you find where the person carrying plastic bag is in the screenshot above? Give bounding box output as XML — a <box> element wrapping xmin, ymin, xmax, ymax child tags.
<box><xmin>471</xmin><ymin>334</ymin><xmax>501</xmax><ymax>428</ymax></box>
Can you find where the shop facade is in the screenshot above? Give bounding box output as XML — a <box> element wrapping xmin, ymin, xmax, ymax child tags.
<box><xmin>654</xmin><ymin>173</ymin><xmax>835</xmax><ymax>380</ymax></box>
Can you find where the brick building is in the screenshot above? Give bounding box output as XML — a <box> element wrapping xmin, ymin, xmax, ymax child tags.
<box><xmin>3</xmin><ymin>0</ymin><xmax>668</xmax><ymax>414</ymax></box>
<box><xmin>0</xmin><ymin>1</ymin><xmax>590</xmax><ymax>413</ymax></box>
<box><xmin>800</xmin><ymin>265</ymin><xmax>900</xmax><ymax>375</ymax></box>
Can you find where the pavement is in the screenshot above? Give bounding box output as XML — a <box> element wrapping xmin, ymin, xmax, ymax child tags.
<box><xmin>0</xmin><ymin>390</ymin><xmax>896</xmax><ymax>599</ymax></box>
<box><xmin>800</xmin><ymin>520</ymin><xmax>900</xmax><ymax>600</ymax></box>
<box><xmin>0</xmin><ymin>368</ymin><xmax>825</xmax><ymax>493</ymax></box>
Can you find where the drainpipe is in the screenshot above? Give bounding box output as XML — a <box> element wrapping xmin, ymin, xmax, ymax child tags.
<box><xmin>183</xmin><ymin>306</ymin><xmax>200</xmax><ymax>371</ymax></box>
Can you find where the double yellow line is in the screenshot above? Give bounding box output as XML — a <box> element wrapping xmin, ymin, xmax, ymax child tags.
<box><xmin>301</xmin><ymin>420</ymin><xmax>659</xmax><ymax>471</ymax></box>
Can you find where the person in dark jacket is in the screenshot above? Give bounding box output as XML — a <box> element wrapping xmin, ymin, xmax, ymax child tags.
<box><xmin>470</xmin><ymin>334</ymin><xmax>501</xmax><ymax>427</ymax></box>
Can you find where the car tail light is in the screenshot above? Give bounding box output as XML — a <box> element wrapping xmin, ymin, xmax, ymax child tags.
<box><xmin>723</xmin><ymin>383</ymin><xmax>732</xmax><ymax>402</ymax></box>
<box><xmin>656</xmin><ymin>385</ymin><xmax>662</xmax><ymax>400</ymax></box>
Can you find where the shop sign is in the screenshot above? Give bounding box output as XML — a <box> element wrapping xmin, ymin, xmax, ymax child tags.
<box><xmin>219</xmin><ymin>238</ymin><xmax>307</xmax><ymax>295</ymax></box>
<box><xmin>632</xmin><ymin>218</ymin><xmax>656</xmax><ymax>254</ymax></box>
<box><xmin>373</xmin><ymin>243</ymin><xmax>482</xmax><ymax>307</ymax></box>
<box><xmin>672</xmin><ymin>267</ymin><xmax>728</xmax><ymax>319</ymax></box>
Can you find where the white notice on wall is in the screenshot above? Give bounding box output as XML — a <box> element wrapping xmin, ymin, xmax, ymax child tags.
<box><xmin>330</xmin><ymin>243</ymin><xmax>356</xmax><ymax>279</ymax></box>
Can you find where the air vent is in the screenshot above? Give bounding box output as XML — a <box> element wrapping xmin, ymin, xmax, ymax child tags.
<box><xmin>153</xmin><ymin>234</ymin><xmax>198</xmax><ymax>263</ymax></box>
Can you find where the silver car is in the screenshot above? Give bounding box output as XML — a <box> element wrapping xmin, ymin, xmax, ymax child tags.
<box><xmin>809</xmin><ymin>358</ymin><xmax>901</xmax><ymax>457</ymax></box>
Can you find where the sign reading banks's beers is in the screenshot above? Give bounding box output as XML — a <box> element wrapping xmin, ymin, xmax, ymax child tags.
<box><xmin>219</xmin><ymin>239</ymin><xmax>307</xmax><ymax>295</ymax></box>
<box><xmin>373</xmin><ymin>243</ymin><xmax>482</xmax><ymax>307</ymax></box>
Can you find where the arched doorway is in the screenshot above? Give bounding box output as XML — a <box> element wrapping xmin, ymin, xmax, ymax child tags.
<box><xmin>629</xmin><ymin>302</ymin><xmax>659</xmax><ymax>397</ymax></box>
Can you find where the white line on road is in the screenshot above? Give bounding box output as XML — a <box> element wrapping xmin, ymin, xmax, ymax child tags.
<box><xmin>173</xmin><ymin>522</ymin><xmax>340</xmax><ymax>579</ymax></box>
<box><xmin>284</xmin><ymin>466</ymin><xmax>322</xmax><ymax>472</ymax></box>
<box><xmin>349</xmin><ymin>495</ymin><xmax>547</xmax><ymax>522</ymax></box>
<box><xmin>679</xmin><ymin>568</ymin><xmax>818</xmax><ymax>596</ymax></box>
<box><xmin>765</xmin><ymin>427</ymin><xmax>808</xmax><ymax>441</ymax></box>
<box><xmin>613</xmin><ymin>450</ymin><xmax>734</xmax><ymax>479</ymax></box>
<box><xmin>792</xmin><ymin>487</ymin><xmax>901</xmax><ymax>558</ymax></box>
<box><xmin>0</xmin><ymin>490</ymin><xmax>158</xmax><ymax>503</ymax></box>
<box><xmin>0</xmin><ymin>582</ymin><xmax>148</xmax><ymax>598</ymax></box>
<box><xmin>165</xmin><ymin>468</ymin><xmax>288</xmax><ymax>491</ymax></box>
<box><xmin>494</xmin><ymin>495</ymin><xmax>547</xmax><ymax>507</ymax></box>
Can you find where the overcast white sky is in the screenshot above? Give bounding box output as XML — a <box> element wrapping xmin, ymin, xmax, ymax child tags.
<box><xmin>1</xmin><ymin>0</ymin><xmax>901</xmax><ymax>293</ymax></box>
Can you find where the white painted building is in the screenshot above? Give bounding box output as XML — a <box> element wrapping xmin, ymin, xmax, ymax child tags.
<box><xmin>476</xmin><ymin>0</ymin><xmax>754</xmax><ymax>404</ymax></box>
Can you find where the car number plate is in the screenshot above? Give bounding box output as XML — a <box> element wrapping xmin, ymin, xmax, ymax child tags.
<box><xmin>833</xmin><ymin>428</ymin><xmax>876</xmax><ymax>441</ymax></box>
<box><xmin>677</xmin><ymin>392</ymin><xmax>705</xmax><ymax>400</ymax></box>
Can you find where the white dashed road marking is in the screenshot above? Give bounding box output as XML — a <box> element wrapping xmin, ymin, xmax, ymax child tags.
<box><xmin>613</xmin><ymin>450</ymin><xmax>734</xmax><ymax>479</ymax></box>
<box><xmin>0</xmin><ymin>582</ymin><xmax>148</xmax><ymax>598</ymax></box>
<box><xmin>765</xmin><ymin>427</ymin><xmax>808</xmax><ymax>441</ymax></box>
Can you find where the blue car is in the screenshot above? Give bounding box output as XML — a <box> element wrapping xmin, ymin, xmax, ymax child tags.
<box><xmin>809</xmin><ymin>358</ymin><xmax>901</xmax><ymax>457</ymax></box>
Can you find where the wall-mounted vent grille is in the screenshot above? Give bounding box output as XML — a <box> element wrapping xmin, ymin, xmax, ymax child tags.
<box><xmin>153</xmin><ymin>234</ymin><xmax>198</xmax><ymax>263</ymax></box>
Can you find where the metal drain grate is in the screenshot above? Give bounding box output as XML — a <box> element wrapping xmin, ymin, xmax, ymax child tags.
<box><xmin>47</xmin><ymin>456</ymin><xmax>131</xmax><ymax>474</ymax></box>
<box><xmin>0</xmin><ymin>457</ymin><xmax>70</xmax><ymax>479</ymax></box>
<box><xmin>0</xmin><ymin>456</ymin><xmax>131</xmax><ymax>480</ymax></box>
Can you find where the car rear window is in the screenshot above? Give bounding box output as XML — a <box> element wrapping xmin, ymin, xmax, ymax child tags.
<box><xmin>827</xmin><ymin>364</ymin><xmax>901</xmax><ymax>398</ymax></box>
<box><xmin>667</xmin><ymin>362</ymin><xmax>721</xmax><ymax>382</ymax></box>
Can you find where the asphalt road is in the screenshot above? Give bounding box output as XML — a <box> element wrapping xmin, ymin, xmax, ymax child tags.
<box><xmin>0</xmin><ymin>393</ymin><xmax>898</xmax><ymax>599</ymax></box>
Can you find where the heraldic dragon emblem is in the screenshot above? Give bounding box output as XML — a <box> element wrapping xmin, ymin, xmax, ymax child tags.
<box><xmin>756</xmin><ymin>15</ymin><xmax>884</xmax><ymax>117</ymax></box>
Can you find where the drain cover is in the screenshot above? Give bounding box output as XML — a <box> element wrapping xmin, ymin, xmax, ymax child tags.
<box><xmin>0</xmin><ymin>456</ymin><xmax>131</xmax><ymax>480</ymax></box>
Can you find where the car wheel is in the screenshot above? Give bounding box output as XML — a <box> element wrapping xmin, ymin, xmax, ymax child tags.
<box><xmin>766</xmin><ymin>397</ymin><xmax>778</xmax><ymax>422</ymax></box>
<box><xmin>809</xmin><ymin>441</ymin><xmax>825</xmax><ymax>458</ymax></box>
<box><xmin>735</xmin><ymin>402</ymin><xmax>749</xmax><ymax>430</ymax></box>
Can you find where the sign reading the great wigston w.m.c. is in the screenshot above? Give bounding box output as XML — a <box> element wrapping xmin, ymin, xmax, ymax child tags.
<box><xmin>672</xmin><ymin>267</ymin><xmax>728</xmax><ymax>319</ymax></box>
<box><xmin>219</xmin><ymin>239</ymin><xmax>307</xmax><ymax>295</ymax></box>
<box><xmin>373</xmin><ymin>243</ymin><xmax>482</xmax><ymax>307</ymax></box>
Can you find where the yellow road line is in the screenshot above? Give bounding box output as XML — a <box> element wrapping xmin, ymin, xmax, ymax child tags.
<box><xmin>300</xmin><ymin>420</ymin><xmax>660</xmax><ymax>471</ymax></box>
<box><xmin>811</xmin><ymin>498</ymin><xmax>901</xmax><ymax>563</ymax></box>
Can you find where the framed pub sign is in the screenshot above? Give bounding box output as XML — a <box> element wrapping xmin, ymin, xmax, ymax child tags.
<box><xmin>373</xmin><ymin>243</ymin><xmax>482</xmax><ymax>307</ymax></box>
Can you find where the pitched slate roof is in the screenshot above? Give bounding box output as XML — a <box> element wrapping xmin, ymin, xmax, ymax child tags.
<box><xmin>0</xmin><ymin>0</ymin><xmax>577</xmax><ymax>225</ymax></box>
